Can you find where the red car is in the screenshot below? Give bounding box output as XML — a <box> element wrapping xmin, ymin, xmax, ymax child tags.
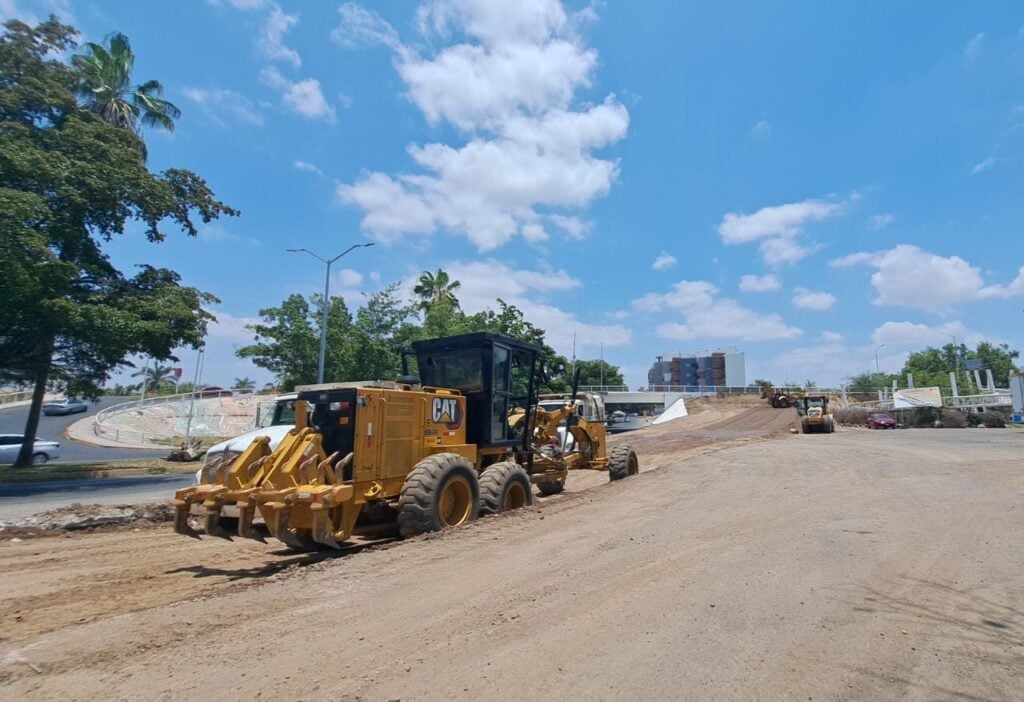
<box><xmin>867</xmin><ymin>413</ymin><xmax>896</xmax><ymax>429</ymax></box>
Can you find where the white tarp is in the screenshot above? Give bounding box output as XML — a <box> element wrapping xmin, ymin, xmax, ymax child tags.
<box><xmin>893</xmin><ymin>387</ymin><xmax>943</xmax><ymax>409</ymax></box>
<box><xmin>652</xmin><ymin>397</ymin><xmax>688</xmax><ymax>425</ymax></box>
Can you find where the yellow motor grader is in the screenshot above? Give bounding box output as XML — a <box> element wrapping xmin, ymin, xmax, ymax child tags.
<box><xmin>173</xmin><ymin>332</ymin><xmax>638</xmax><ymax>550</ymax></box>
<box><xmin>796</xmin><ymin>395</ymin><xmax>835</xmax><ymax>434</ymax></box>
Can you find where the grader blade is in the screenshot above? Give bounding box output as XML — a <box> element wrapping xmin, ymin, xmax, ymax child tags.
<box><xmin>172</xmin><ymin>492</ymin><xmax>201</xmax><ymax>539</ymax></box>
<box><xmin>202</xmin><ymin>503</ymin><xmax>233</xmax><ymax>540</ymax></box>
<box><xmin>236</xmin><ymin>501</ymin><xmax>265</xmax><ymax>542</ymax></box>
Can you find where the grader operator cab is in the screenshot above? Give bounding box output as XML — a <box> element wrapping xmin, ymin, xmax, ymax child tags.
<box><xmin>797</xmin><ymin>395</ymin><xmax>835</xmax><ymax>434</ymax></box>
<box><xmin>173</xmin><ymin>332</ymin><xmax>638</xmax><ymax>550</ymax></box>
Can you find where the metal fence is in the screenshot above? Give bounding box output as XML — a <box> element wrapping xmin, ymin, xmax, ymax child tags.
<box><xmin>92</xmin><ymin>388</ymin><xmax>264</xmax><ymax>447</ymax></box>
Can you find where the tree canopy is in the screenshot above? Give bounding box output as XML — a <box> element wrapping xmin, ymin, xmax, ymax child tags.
<box><xmin>846</xmin><ymin>341</ymin><xmax>1019</xmax><ymax>394</ymax></box>
<box><xmin>0</xmin><ymin>18</ymin><xmax>237</xmax><ymax>465</ymax></box>
<box><xmin>235</xmin><ymin>270</ymin><xmax>622</xmax><ymax>396</ymax></box>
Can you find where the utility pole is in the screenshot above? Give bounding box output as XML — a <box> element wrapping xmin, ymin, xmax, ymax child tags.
<box><xmin>599</xmin><ymin>341</ymin><xmax>604</xmax><ymax>388</ymax></box>
<box><xmin>287</xmin><ymin>243</ymin><xmax>375</xmax><ymax>384</ymax></box>
<box><xmin>873</xmin><ymin>344</ymin><xmax>886</xmax><ymax>374</ymax></box>
<box><xmin>183</xmin><ymin>347</ymin><xmax>205</xmax><ymax>445</ymax></box>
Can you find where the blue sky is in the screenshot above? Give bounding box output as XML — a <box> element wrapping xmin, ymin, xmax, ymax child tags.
<box><xmin>6</xmin><ymin>0</ymin><xmax>1024</xmax><ymax>388</ymax></box>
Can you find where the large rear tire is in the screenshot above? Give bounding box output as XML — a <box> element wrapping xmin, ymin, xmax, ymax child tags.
<box><xmin>479</xmin><ymin>461</ymin><xmax>533</xmax><ymax>516</ymax></box>
<box><xmin>608</xmin><ymin>445</ymin><xmax>639</xmax><ymax>481</ymax></box>
<box><xmin>398</xmin><ymin>453</ymin><xmax>479</xmax><ymax>538</ymax></box>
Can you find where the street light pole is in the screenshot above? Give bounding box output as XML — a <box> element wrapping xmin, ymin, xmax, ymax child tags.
<box><xmin>287</xmin><ymin>243</ymin><xmax>375</xmax><ymax>384</ymax></box>
<box><xmin>873</xmin><ymin>344</ymin><xmax>886</xmax><ymax>374</ymax></box>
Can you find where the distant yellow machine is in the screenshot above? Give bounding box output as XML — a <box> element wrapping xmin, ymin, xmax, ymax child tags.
<box><xmin>796</xmin><ymin>395</ymin><xmax>835</xmax><ymax>434</ymax></box>
<box><xmin>173</xmin><ymin>333</ymin><xmax>638</xmax><ymax>550</ymax></box>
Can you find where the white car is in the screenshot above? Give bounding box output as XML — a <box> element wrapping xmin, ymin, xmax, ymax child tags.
<box><xmin>0</xmin><ymin>434</ymin><xmax>61</xmax><ymax>464</ymax></box>
<box><xmin>41</xmin><ymin>398</ymin><xmax>89</xmax><ymax>416</ymax></box>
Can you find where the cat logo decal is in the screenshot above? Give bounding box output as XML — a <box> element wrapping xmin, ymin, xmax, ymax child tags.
<box><xmin>431</xmin><ymin>397</ymin><xmax>462</xmax><ymax>429</ymax></box>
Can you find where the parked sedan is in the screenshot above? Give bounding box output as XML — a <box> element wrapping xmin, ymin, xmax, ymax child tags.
<box><xmin>867</xmin><ymin>413</ymin><xmax>896</xmax><ymax>429</ymax></box>
<box><xmin>0</xmin><ymin>434</ymin><xmax>61</xmax><ymax>464</ymax></box>
<box><xmin>41</xmin><ymin>398</ymin><xmax>89</xmax><ymax>416</ymax></box>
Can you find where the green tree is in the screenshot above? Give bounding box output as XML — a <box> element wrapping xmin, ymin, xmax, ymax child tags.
<box><xmin>413</xmin><ymin>268</ymin><xmax>461</xmax><ymax>313</ymax></box>
<box><xmin>233</xmin><ymin>376</ymin><xmax>256</xmax><ymax>391</ymax></box>
<box><xmin>72</xmin><ymin>32</ymin><xmax>179</xmax><ymax>137</ymax></box>
<box><xmin>968</xmin><ymin>341</ymin><xmax>1019</xmax><ymax>386</ymax></box>
<box><xmin>132</xmin><ymin>362</ymin><xmax>175</xmax><ymax>394</ymax></box>
<box><xmin>572</xmin><ymin>359</ymin><xmax>625</xmax><ymax>387</ymax></box>
<box><xmin>236</xmin><ymin>294</ymin><xmax>356</xmax><ymax>390</ymax></box>
<box><xmin>0</xmin><ymin>19</ymin><xmax>237</xmax><ymax>466</ymax></box>
<box><xmin>845</xmin><ymin>372</ymin><xmax>896</xmax><ymax>395</ymax></box>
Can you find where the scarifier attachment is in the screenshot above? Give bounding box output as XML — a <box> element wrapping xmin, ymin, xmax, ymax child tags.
<box><xmin>172</xmin><ymin>436</ymin><xmax>273</xmax><ymax>538</ymax></box>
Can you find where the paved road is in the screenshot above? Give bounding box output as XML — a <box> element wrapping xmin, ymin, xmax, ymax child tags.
<box><xmin>0</xmin><ymin>397</ymin><xmax>167</xmax><ymax>464</ymax></box>
<box><xmin>0</xmin><ymin>473</ymin><xmax>193</xmax><ymax>521</ymax></box>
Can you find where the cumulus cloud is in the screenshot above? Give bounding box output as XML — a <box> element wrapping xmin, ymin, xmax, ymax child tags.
<box><xmin>632</xmin><ymin>280</ymin><xmax>801</xmax><ymax>342</ymax></box>
<box><xmin>829</xmin><ymin>244</ymin><xmax>1022</xmax><ymax>313</ymax></box>
<box><xmin>206</xmin><ymin>309</ymin><xmax>260</xmax><ymax>342</ymax></box>
<box><xmin>337</xmin><ymin>268</ymin><xmax>364</xmax><ymax>287</ymax></box>
<box><xmin>792</xmin><ymin>287</ymin><xmax>836</xmax><ymax>310</ymax></box>
<box><xmin>183</xmin><ymin>87</ymin><xmax>265</xmax><ymax>126</ymax></box>
<box><xmin>652</xmin><ymin>253</ymin><xmax>677</xmax><ymax>271</ymax></box>
<box><xmin>334</xmin><ymin>1</ymin><xmax>629</xmax><ymax>251</ymax></box>
<box><xmin>739</xmin><ymin>273</ymin><xmax>781</xmax><ymax>293</ymax></box>
<box><xmin>403</xmin><ymin>258</ymin><xmax>628</xmax><ymax>355</ymax></box>
<box><xmin>870</xmin><ymin>320</ymin><xmax>972</xmax><ymax>348</ymax></box>
<box><xmin>262</xmin><ymin>67</ymin><xmax>336</xmax><ymax>121</ymax></box>
<box><xmin>206</xmin><ymin>0</ymin><xmax>269</xmax><ymax>9</ymax></box>
<box><xmin>198</xmin><ymin>226</ymin><xmax>261</xmax><ymax>247</ymax></box>
<box><xmin>717</xmin><ymin>197</ymin><xmax>843</xmax><ymax>266</ymax></box>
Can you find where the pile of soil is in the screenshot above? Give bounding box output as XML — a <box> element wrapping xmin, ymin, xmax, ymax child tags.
<box><xmin>0</xmin><ymin>502</ymin><xmax>173</xmax><ymax>537</ymax></box>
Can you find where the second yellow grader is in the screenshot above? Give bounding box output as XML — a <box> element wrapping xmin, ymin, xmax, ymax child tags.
<box><xmin>173</xmin><ymin>332</ymin><xmax>639</xmax><ymax>550</ymax></box>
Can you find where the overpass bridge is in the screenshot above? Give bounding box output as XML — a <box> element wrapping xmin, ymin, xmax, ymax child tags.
<box><xmin>578</xmin><ymin>385</ymin><xmax>764</xmax><ymax>411</ymax></box>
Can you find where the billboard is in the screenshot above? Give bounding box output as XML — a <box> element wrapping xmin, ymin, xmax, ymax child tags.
<box><xmin>893</xmin><ymin>387</ymin><xmax>943</xmax><ymax>409</ymax></box>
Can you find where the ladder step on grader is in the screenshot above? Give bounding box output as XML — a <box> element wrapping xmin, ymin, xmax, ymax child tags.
<box><xmin>173</xmin><ymin>332</ymin><xmax>639</xmax><ymax>551</ymax></box>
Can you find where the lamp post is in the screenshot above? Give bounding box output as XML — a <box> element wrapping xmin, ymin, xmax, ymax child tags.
<box><xmin>873</xmin><ymin>344</ymin><xmax>886</xmax><ymax>374</ymax></box>
<box><xmin>287</xmin><ymin>243</ymin><xmax>375</xmax><ymax>384</ymax></box>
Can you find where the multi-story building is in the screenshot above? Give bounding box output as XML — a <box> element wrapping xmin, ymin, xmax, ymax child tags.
<box><xmin>647</xmin><ymin>348</ymin><xmax>746</xmax><ymax>388</ymax></box>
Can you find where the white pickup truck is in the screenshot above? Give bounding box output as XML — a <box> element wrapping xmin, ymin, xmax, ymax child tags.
<box><xmin>195</xmin><ymin>393</ymin><xmax>299</xmax><ymax>481</ymax></box>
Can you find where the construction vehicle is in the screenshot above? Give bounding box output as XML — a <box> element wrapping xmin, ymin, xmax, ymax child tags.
<box><xmin>173</xmin><ymin>332</ymin><xmax>639</xmax><ymax>550</ymax></box>
<box><xmin>769</xmin><ymin>388</ymin><xmax>798</xmax><ymax>408</ymax></box>
<box><xmin>796</xmin><ymin>395</ymin><xmax>835</xmax><ymax>433</ymax></box>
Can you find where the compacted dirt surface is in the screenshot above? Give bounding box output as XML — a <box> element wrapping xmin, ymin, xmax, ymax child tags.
<box><xmin>1</xmin><ymin>399</ymin><xmax>1022</xmax><ymax>700</ymax></box>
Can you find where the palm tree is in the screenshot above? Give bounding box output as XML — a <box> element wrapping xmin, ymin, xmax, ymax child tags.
<box><xmin>72</xmin><ymin>32</ymin><xmax>181</xmax><ymax>140</ymax></box>
<box><xmin>234</xmin><ymin>377</ymin><xmax>256</xmax><ymax>391</ymax></box>
<box><xmin>131</xmin><ymin>363</ymin><xmax>175</xmax><ymax>394</ymax></box>
<box><xmin>413</xmin><ymin>268</ymin><xmax>461</xmax><ymax>313</ymax></box>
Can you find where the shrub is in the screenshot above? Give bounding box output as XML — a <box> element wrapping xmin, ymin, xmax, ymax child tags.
<box><xmin>981</xmin><ymin>412</ymin><xmax>1007</xmax><ymax>428</ymax></box>
<box><xmin>967</xmin><ymin>412</ymin><xmax>983</xmax><ymax>427</ymax></box>
<box><xmin>835</xmin><ymin>408</ymin><xmax>869</xmax><ymax>426</ymax></box>
<box><xmin>939</xmin><ymin>410</ymin><xmax>967</xmax><ymax>428</ymax></box>
<box><xmin>910</xmin><ymin>407</ymin><xmax>941</xmax><ymax>427</ymax></box>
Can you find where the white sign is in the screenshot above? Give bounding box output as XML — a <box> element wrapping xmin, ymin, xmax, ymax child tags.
<box><xmin>893</xmin><ymin>387</ymin><xmax>943</xmax><ymax>409</ymax></box>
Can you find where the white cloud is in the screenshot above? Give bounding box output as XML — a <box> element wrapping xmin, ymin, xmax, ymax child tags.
<box><xmin>183</xmin><ymin>87</ymin><xmax>265</xmax><ymax>126</ymax></box>
<box><xmin>337</xmin><ymin>268</ymin><xmax>364</xmax><ymax>287</ymax></box>
<box><xmin>760</xmin><ymin>237</ymin><xmax>818</xmax><ymax>265</ymax></box>
<box><xmin>971</xmin><ymin>157</ymin><xmax>995</xmax><ymax>175</ymax></box>
<box><xmin>718</xmin><ymin>197</ymin><xmax>843</xmax><ymax>266</ymax></box>
<box><xmin>206</xmin><ymin>0</ymin><xmax>269</xmax><ymax>10</ymax></box>
<box><xmin>293</xmin><ymin>160</ymin><xmax>324</xmax><ymax>176</ymax></box>
<box><xmin>964</xmin><ymin>32</ymin><xmax>984</xmax><ymax>62</ymax></box>
<box><xmin>749</xmin><ymin>119</ymin><xmax>771</xmax><ymax>139</ymax></box>
<box><xmin>871</xmin><ymin>320</ymin><xmax>971</xmax><ymax>348</ymax></box>
<box><xmin>792</xmin><ymin>287</ymin><xmax>836</xmax><ymax>310</ymax></box>
<box><xmin>0</xmin><ymin>0</ymin><xmax>33</xmax><ymax>22</ymax></box>
<box><xmin>829</xmin><ymin>244</ymin><xmax>1022</xmax><ymax>313</ymax></box>
<box><xmin>820</xmin><ymin>331</ymin><xmax>844</xmax><ymax>344</ymax></box>
<box><xmin>867</xmin><ymin>213</ymin><xmax>894</xmax><ymax>230</ymax></box>
<box><xmin>198</xmin><ymin>226</ymin><xmax>261</xmax><ymax>247</ymax></box>
<box><xmin>718</xmin><ymin>199</ymin><xmax>842</xmax><ymax>244</ymax></box>
<box><xmin>261</xmin><ymin>67</ymin><xmax>336</xmax><ymax>121</ymax></box>
<box><xmin>548</xmin><ymin>214</ymin><xmax>587</xmax><ymax>240</ymax></box>
<box><xmin>334</xmin><ymin>2</ymin><xmax>628</xmax><ymax>251</ymax></box>
<box><xmin>260</xmin><ymin>6</ymin><xmax>301</xmax><ymax>67</ymax></box>
<box><xmin>739</xmin><ymin>273</ymin><xmax>781</xmax><ymax>293</ymax></box>
<box><xmin>206</xmin><ymin>310</ymin><xmax>259</xmax><ymax>342</ymax></box>
<box><xmin>282</xmin><ymin>78</ymin><xmax>336</xmax><ymax>121</ymax></box>
<box><xmin>403</xmin><ymin>258</ymin><xmax>627</xmax><ymax>355</ymax></box>
<box><xmin>632</xmin><ymin>280</ymin><xmax>802</xmax><ymax>342</ymax></box>
<box><xmin>652</xmin><ymin>253</ymin><xmax>677</xmax><ymax>271</ymax></box>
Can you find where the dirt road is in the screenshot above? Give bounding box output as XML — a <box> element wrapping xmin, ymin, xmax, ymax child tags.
<box><xmin>1</xmin><ymin>407</ymin><xmax>1021</xmax><ymax>700</ymax></box>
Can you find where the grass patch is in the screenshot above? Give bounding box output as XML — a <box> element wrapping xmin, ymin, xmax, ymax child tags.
<box><xmin>0</xmin><ymin>458</ymin><xmax>196</xmax><ymax>484</ymax></box>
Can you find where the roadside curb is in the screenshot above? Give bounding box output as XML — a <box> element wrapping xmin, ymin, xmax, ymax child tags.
<box><xmin>64</xmin><ymin>416</ymin><xmax>161</xmax><ymax>451</ymax></box>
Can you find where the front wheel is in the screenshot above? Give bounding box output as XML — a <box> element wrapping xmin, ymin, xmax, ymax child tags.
<box><xmin>31</xmin><ymin>452</ymin><xmax>49</xmax><ymax>465</ymax></box>
<box><xmin>398</xmin><ymin>453</ymin><xmax>479</xmax><ymax>538</ymax></box>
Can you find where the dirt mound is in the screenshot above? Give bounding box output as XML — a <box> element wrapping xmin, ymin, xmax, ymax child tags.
<box><xmin>0</xmin><ymin>502</ymin><xmax>173</xmax><ymax>537</ymax></box>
